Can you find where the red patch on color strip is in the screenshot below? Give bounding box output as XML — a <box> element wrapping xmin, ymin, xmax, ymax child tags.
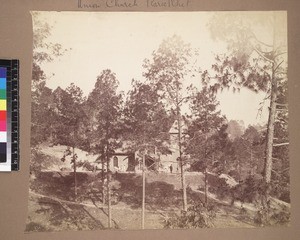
<box><xmin>0</xmin><ymin>111</ymin><xmax>6</xmax><ymax>121</ymax></box>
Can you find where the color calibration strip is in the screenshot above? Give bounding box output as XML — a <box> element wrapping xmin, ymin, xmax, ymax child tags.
<box><xmin>0</xmin><ymin>67</ymin><xmax>7</xmax><ymax>163</ymax></box>
<box><xmin>0</xmin><ymin>59</ymin><xmax>19</xmax><ymax>171</ymax></box>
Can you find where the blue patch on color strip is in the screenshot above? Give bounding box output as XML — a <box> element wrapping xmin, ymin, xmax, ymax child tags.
<box><xmin>0</xmin><ymin>78</ymin><xmax>6</xmax><ymax>89</ymax></box>
<box><xmin>0</xmin><ymin>67</ymin><xmax>6</xmax><ymax>78</ymax></box>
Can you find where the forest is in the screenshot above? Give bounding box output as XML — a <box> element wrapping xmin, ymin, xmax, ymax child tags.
<box><xmin>26</xmin><ymin>12</ymin><xmax>289</xmax><ymax>231</ymax></box>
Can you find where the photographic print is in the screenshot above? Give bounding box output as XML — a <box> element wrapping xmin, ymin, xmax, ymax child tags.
<box><xmin>26</xmin><ymin>11</ymin><xmax>289</xmax><ymax>232</ymax></box>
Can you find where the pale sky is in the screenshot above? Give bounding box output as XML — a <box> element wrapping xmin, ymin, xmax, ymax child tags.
<box><xmin>33</xmin><ymin>11</ymin><xmax>282</xmax><ymax>126</ymax></box>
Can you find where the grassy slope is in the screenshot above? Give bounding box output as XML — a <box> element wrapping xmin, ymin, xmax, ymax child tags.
<box><xmin>27</xmin><ymin>145</ymin><xmax>289</xmax><ymax>232</ymax></box>
<box><xmin>27</xmin><ymin>169</ymin><xmax>258</xmax><ymax>232</ymax></box>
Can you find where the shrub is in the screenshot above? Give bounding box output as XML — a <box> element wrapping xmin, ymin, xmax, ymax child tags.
<box><xmin>231</xmin><ymin>174</ymin><xmax>265</xmax><ymax>205</ymax></box>
<box><xmin>208</xmin><ymin>177</ymin><xmax>231</xmax><ymax>200</ymax></box>
<box><xmin>270</xmin><ymin>206</ymin><xmax>290</xmax><ymax>225</ymax></box>
<box><xmin>164</xmin><ymin>203</ymin><xmax>216</xmax><ymax>229</ymax></box>
<box><xmin>254</xmin><ymin>205</ymin><xmax>290</xmax><ymax>227</ymax></box>
<box><xmin>25</xmin><ymin>222</ymin><xmax>49</xmax><ymax>232</ymax></box>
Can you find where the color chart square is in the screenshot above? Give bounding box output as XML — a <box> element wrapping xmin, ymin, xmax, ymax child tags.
<box><xmin>0</xmin><ymin>99</ymin><xmax>6</xmax><ymax>110</ymax></box>
<box><xmin>0</xmin><ymin>120</ymin><xmax>6</xmax><ymax>131</ymax></box>
<box><xmin>0</xmin><ymin>132</ymin><xmax>7</xmax><ymax>142</ymax></box>
<box><xmin>0</xmin><ymin>67</ymin><xmax>6</xmax><ymax>78</ymax></box>
<box><xmin>0</xmin><ymin>142</ymin><xmax>6</xmax><ymax>163</ymax></box>
<box><xmin>0</xmin><ymin>111</ymin><xmax>6</xmax><ymax>120</ymax></box>
<box><xmin>0</xmin><ymin>153</ymin><xmax>6</xmax><ymax>163</ymax></box>
<box><xmin>0</xmin><ymin>78</ymin><xmax>6</xmax><ymax>89</ymax></box>
<box><xmin>0</xmin><ymin>142</ymin><xmax>6</xmax><ymax>154</ymax></box>
<box><xmin>0</xmin><ymin>89</ymin><xmax>6</xmax><ymax>99</ymax></box>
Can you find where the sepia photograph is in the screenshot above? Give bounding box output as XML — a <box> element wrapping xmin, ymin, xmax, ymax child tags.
<box><xmin>26</xmin><ymin>11</ymin><xmax>289</xmax><ymax>232</ymax></box>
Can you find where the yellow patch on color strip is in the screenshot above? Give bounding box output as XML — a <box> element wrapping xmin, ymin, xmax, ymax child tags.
<box><xmin>0</xmin><ymin>100</ymin><xmax>6</xmax><ymax>110</ymax></box>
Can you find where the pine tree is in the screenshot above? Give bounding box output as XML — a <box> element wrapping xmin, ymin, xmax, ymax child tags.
<box><xmin>87</xmin><ymin>69</ymin><xmax>123</xmax><ymax>228</ymax></box>
<box><xmin>204</xmin><ymin>13</ymin><xmax>288</xmax><ymax>213</ymax></box>
<box><xmin>54</xmin><ymin>83</ymin><xmax>86</xmax><ymax>200</ymax></box>
<box><xmin>143</xmin><ymin>35</ymin><xmax>199</xmax><ymax>211</ymax></box>
<box><xmin>185</xmin><ymin>86</ymin><xmax>225</xmax><ymax>205</ymax></box>
<box><xmin>123</xmin><ymin>80</ymin><xmax>171</xmax><ymax>228</ymax></box>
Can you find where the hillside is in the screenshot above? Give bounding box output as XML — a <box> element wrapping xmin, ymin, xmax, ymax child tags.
<box><xmin>37</xmin><ymin>144</ymin><xmax>99</xmax><ymax>172</ymax></box>
<box><xmin>27</xmin><ymin>145</ymin><xmax>290</xmax><ymax>231</ymax></box>
<box><xmin>27</xmin><ymin>171</ymin><xmax>255</xmax><ymax>231</ymax></box>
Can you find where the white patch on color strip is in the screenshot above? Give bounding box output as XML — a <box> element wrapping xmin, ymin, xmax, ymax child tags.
<box><xmin>0</xmin><ymin>131</ymin><xmax>6</xmax><ymax>142</ymax></box>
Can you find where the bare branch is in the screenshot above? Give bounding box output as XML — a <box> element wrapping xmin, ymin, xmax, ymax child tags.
<box><xmin>258</xmin><ymin>128</ymin><xmax>268</xmax><ymax>132</ymax></box>
<box><xmin>178</xmin><ymin>96</ymin><xmax>191</xmax><ymax>105</ymax></box>
<box><xmin>252</xmin><ymin>46</ymin><xmax>274</xmax><ymax>64</ymax></box>
<box><xmin>274</xmin><ymin>60</ymin><xmax>284</xmax><ymax>74</ymax></box>
<box><xmin>273</xmin><ymin>142</ymin><xmax>289</xmax><ymax>147</ymax></box>
<box><xmin>282</xmin><ymin>167</ymin><xmax>290</xmax><ymax>173</ymax></box>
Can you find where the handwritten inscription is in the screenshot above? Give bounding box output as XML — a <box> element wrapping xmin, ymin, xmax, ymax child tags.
<box><xmin>146</xmin><ymin>0</ymin><xmax>191</xmax><ymax>7</ymax></box>
<box><xmin>77</xmin><ymin>0</ymin><xmax>191</xmax><ymax>8</ymax></box>
<box><xmin>106</xmin><ymin>0</ymin><xmax>138</xmax><ymax>7</ymax></box>
<box><xmin>78</xmin><ymin>0</ymin><xmax>102</xmax><ymax>8</ymax></box>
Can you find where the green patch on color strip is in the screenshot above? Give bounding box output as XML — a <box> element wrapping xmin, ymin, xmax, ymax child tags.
<box><xmin>0</xmin><ymin>89</ymin><xmax>6</xmax><ymax>99</ymax></box>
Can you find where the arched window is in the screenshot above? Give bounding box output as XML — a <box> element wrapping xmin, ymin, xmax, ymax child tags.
<box><xmin>113</xmin><ymin>156</ymin><xmax>118</xmax><ymax>168</ymax></box>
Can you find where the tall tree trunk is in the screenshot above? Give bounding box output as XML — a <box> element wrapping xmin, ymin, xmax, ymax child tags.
<box><xmin>262</xmin><ymin>13</ymin><xmax>283</xmax><ymax>222</ymax></box>
<box><xmin>264</xmin><ymin>74</ymin><xmax>277</xmax><ymax>185</ymax></box>
<box><xmin>204</xmin><ymin>133</ymin><xmax>208</xmax><ymax>206</ymax></box>
<box><xmin>262</xmin><ymin>71</ymin><xmax>277</xmax><ymax>224</ymax></box>
<box><xmin>106</xmin><ymin>150</ymin><xmax>112</xmax><ymax>228</ymax></box>
<box><xmin>73</xmin><ymin>146</ymin><xmax>77</xmax><ymax>200</ymax></box>
<box><xmin>238</xmin><ymin>158</ymin><xmax>241</xmax><ymax>182</ymax></box>
<box><xmin>141</xmin><ymin>153</ymin><xmax>146</xmax><ymax>229</ymax></box>
<box><xmin>102</xmin><ymin>159</ymin><xmax>105</xmax><ymax>204</ymax></box>
<box><xmin>250</xmin><ymin>148</ymin><xmax>254</xmax><ymax>175</ymax></box>
<box><xmin>204</xmin><ymin>167</ymin><xmax>208</xmax><ymax>206</ymax></box>
<box><xmin>264</xmin><ymin>11</ymin><xmax>283</xmax><ymax>198</ymax></box>
<box><xmin>178</xmin><ymin>113</ymin><xmax>187</xmax><ymax>211</ymax></box>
